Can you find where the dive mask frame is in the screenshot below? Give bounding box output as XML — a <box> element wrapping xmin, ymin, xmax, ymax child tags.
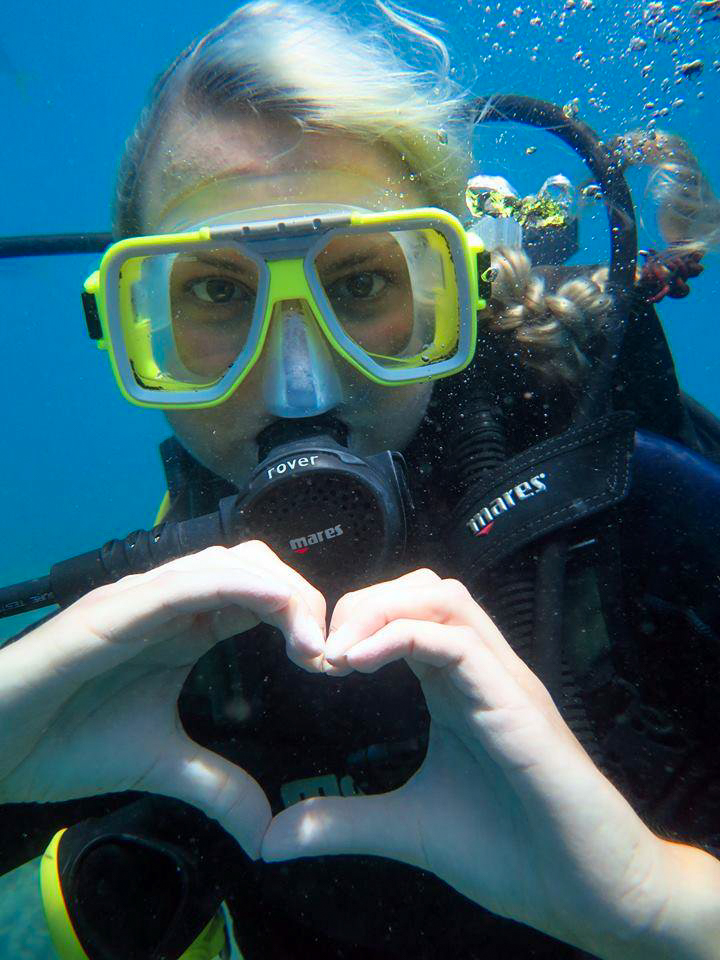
<box><xmin>82</xmin><ymin>206</ymin><xmax>490</xmax><ymax>409</ymax></box>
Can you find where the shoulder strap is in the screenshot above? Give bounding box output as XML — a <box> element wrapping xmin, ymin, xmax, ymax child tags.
<box><xmin>613</xmin><ymin>300</ymin><xmax>702</xmax><ymax>447</ymax></box>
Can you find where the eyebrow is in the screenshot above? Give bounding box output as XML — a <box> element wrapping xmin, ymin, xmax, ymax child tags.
<box><xmin>183</xmin><ymin>239</ymin><xmax>401</xmax><ymax>276</ymax></box>
<box><xmin>184</xmin><ymin>253</ymin><xmax>257</xmax><ymax>274</ymax></box>
<box><xmin>320</xmin><ymin>241</ymin><xmax>400</xmax><ymax>275</ymax></box>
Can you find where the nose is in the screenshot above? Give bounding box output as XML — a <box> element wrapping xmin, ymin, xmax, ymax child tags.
<box><xmin>260</xmin><ymin>300</ymin><xmax>344</xmax><ymax>418</ymax></box>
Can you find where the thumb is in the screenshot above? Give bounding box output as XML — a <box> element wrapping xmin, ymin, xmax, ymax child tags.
<box><xmin>261</xmin><ymin>792</ymin><xmax>421</xmax><ymax>866</ymax></box>
<box><xmin>139</xmin><ymin>737</ymin><xmax>272</xmax><ymax>860</ymax></box>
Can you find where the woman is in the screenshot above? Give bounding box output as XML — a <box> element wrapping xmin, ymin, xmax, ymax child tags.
<box><xmin>1</xmin><ymin>3</ymin><xmax>719</xmax><ymax>958</ymax></box>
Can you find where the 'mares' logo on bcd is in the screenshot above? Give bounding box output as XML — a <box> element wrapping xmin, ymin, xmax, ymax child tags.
<box><xmin>467</xmin><ymin>473</ymin><xmax>548</xmax><ymax>537</ymax></box>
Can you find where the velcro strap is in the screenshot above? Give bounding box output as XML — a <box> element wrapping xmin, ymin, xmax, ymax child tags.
<box><xmin>447</xmin><ymin>412</ymin><xmax>635</xmax><ymax>571</ymax></box>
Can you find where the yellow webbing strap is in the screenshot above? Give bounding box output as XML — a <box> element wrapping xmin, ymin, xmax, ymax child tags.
<box><xmin>40</xmin><ymin>828</ymin><xmax>228</xmax><ymax>960</ymax></box>
<box><xmin>40</xmin><ymin>828</ymin><xmax>90</xmax><ymax>960</ymax></box>
<box><xmin>177</xmin><ymin>910</ymin><xmax>228</xmax><ymax>960</ymax></box>
<box><xmin>154</xmin><ymin>490</ymin><xmax>171</xmax><ymax>526</ymax></box>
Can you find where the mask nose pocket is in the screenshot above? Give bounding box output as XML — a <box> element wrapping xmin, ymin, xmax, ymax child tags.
<box><xmin>262</xmin><ymin>302</ymin><xmax>344</xmax><ymax>417</ymax></box>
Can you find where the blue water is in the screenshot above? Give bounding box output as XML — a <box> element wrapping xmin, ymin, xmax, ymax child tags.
<box><xmin>0</xmin><ymin>0</ymin><xmax>718</xmax><ymax>955</ymax></box>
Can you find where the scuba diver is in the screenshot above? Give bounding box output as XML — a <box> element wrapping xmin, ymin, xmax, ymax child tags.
<box><xmin>1</xmin><ymin>2</ymin><xmax>720</xmax><ymax>958</ymax></box>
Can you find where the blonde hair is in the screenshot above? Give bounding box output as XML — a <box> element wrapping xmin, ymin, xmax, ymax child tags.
<box><xmin>114</xmin><ymin>0</ymin><xmax>473</xmax><ymax>237</ymax></box>
<box><xmin>484</xmin><ymin>248</ymin><xmax>612</xmax><ymax>383</ymax></box>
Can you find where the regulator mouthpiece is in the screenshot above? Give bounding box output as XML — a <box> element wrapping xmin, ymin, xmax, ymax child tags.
<box><xmin>226</xmin><ymin>416</ymin><xmax>413</xmax><ymax>595</ymax></box>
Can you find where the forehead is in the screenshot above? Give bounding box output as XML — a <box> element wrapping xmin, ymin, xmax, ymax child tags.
<box><xmin>141</xmin><ymin>111</ymin><xmax>425</xmax><ymax>231</ymax></box>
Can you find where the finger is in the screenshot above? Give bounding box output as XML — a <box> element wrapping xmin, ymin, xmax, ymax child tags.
<box><xmin>338</xmin><ymin>619</ymin><xmax>573</xmax><ymax>777</ymax></box>
<box><xmin>261</xmin><ymin>792</ymin><xmax>422</xmax><ymax>867</ymax></box>
<box><xmin>159</xmin><ymin>541</ymin><xmax>326</xmax><ymax>632</ymax></box>
<box><xmin>86</xmin><ymin>541</ymin><xmax>328</xmax><ymax>673</ymax></box>
<box><xmin>98</xmin><ymin>540</ymin><xmax>327</xmax><ymax>652</ymax></box>
<box><xmin>241</xmin><ymin>542</ymin><xmax>327</xmax><ymax>632</ymax></box>
<box><xmin>227</xmin><ymin>541</ymin><xmax>327</xmax><ymax>635</ymax></box>
<box><xmin>228</xmin><ymin>541</ymin><xmax>326</xmax><ymax>673</ymax></box>
<box><xmin>323</xmin><ymin>569</ymin><xmax>442</xmax><ymax>675</ymax></box>
<box><xmin>328</xmin><ymin>567</ymin><xmax>440</xmax><ymax>635</ymax></box>
<box><xmin>160</xmin><ymin>540</ymin><xmax>325</xmax><ymax>672</ymax></box>
<box><xmin>325</xmin><ymin>580</ymin><xmax>517</xmax><ymax>674</ymax></box>
<box><xmin>139</xmin><ymin>736</ymin><xmax>271</xmax><ymax>860</ymax></box>
<box><xmin>342</xmin><ymin>619</ymin><xmax>467</xmax><ymax>673</ymax></box>
<box><xmin>39</xmin><ymin>567</ymin><xmax>318</xmax><ymax>689</ymax></box>
<box><xmin>340</xmin><ymin>618</ymin><xmax>531</xmax><ymax>715</ymax></box>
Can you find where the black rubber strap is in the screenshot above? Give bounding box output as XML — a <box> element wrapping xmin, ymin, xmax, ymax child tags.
<box><xmin>448</xmin><ymin>412</ymin><xmax>636</xmax><ymax>572</ymax></box>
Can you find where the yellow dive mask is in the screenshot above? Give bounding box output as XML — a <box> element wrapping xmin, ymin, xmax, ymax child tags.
<box><xmin>82</xmin><ymin>206</ymin><xmax>490</xmax><ymax>410</ymax></box>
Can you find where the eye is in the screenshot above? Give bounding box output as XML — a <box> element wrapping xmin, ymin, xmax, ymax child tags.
<box><xmin>329</xmin><ymin>271</ymin><xmax>388</xmax><ymax>302</ymax></box>
<box><xmin>189</xmin><ymin>277</ymin><xmax>252</xmax><ymax>304</ymax></box>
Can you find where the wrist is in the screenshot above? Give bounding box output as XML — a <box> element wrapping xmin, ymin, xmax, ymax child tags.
<box><xmin>647</xmin><ymin>840</ymin><xmax>720</xmax><ymax>960</ymax></box>
<box><xmin>591</xmin><ymin>839</ymin><xmax>720</xmax><ymax>960</ymax></box>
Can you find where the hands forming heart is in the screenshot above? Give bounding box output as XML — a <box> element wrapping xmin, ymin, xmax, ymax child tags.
<box><xmin>0</xmin><ymin>542</ymin><xmax>706</xmax><ymax>958</ymax></box>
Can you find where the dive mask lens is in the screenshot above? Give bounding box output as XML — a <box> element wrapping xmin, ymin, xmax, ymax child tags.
<box><xmin>117</xmin><ymin>245</ymin><xmax>264</xmax><ymax>390</ymax></box>
<box><xmin>310</xmin><ymin>225</ymin><xmax>463</xmax><ymax>374</ymax></box>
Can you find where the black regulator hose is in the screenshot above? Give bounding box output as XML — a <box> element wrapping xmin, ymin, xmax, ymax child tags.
<box><xmin>470</xmin><ymin>94</ymin><xmax>638</xmax><ymax>423</ymax></box>
<box><xmin>0</xmin><ymin>512</ymin><xmax>228</xmax><ymax>618</ymax></box>
<box><xmin>0</xmin><ymin>576</ymin><xmax>55</xmax><ymax>619</ymax></box>
<box><xmin>0</xmin><ymin>419</ymin><xmax>409</xmax><ymax>618</ymax></box>
<box><xmin>0</xmin><ymin>233</ymin><xmax>113</xmax><ymax>258</ymax></box>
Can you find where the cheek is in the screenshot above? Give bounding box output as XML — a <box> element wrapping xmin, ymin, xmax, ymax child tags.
<box><xmin>395</xmin><ymin>383</ymin><xmax>433</xmax><ymax>433</ymax></box>
<box><xmin>348</xmin><ymin>306</ymin><xmax>414</xmax><ymax>356</ymax></box>
<box><xmin>359</xmin><ymin>381</ymin><xmax>433</xmax><ymax>447</ymax></box>
<box><xmin>164</xmin><ymin>407</ymin><xmax>228</xmax><ymax>460</ymax></box>
<box><xmin>173</xmin><ymin>322</ymin><xmax>246</xmax><ymax>377</ymax></box>
<box><xmin>164</xmin><ymin>396</ymin><xmax>249</xmax><ymax>465</ymax></box>
<box><xmin>165</xmin><ymin>361</ymin><xmax>268</xmax><ymax>445</ymax></box>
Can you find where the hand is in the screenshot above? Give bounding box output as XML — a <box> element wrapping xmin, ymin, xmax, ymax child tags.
<box><xmin>0</xmin><ymin>541</ymin><xmax>326</xmax><ymax>859</ymax></box>
<box><xmin>262</xmin><ymin>568</ymin><xmax>671</xmax><ymax>956</ymax></box>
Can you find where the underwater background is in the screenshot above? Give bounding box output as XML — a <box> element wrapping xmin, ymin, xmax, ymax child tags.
<box><xmin>1</xmin><ymin>0</ymin><xmax>718</xmax><ymax>955</ymax></box>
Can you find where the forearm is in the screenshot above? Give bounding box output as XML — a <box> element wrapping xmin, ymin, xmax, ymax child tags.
<box><xmin>589</xmin><ymin>841</ymin><xmax>720</xmax><ymax>960</ymax></box>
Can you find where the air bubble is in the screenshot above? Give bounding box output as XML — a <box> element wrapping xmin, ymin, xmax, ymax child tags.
<box><xmin>679</xmin><ymin>59</ymin><xmax>704</xmax><ymax>78</ymax></box>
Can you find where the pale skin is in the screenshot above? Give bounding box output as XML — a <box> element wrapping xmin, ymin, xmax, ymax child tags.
<box><xmin>1</xmin><ymin>114</ymin><xmax>719</xmax><ymax>958</ymax></box>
